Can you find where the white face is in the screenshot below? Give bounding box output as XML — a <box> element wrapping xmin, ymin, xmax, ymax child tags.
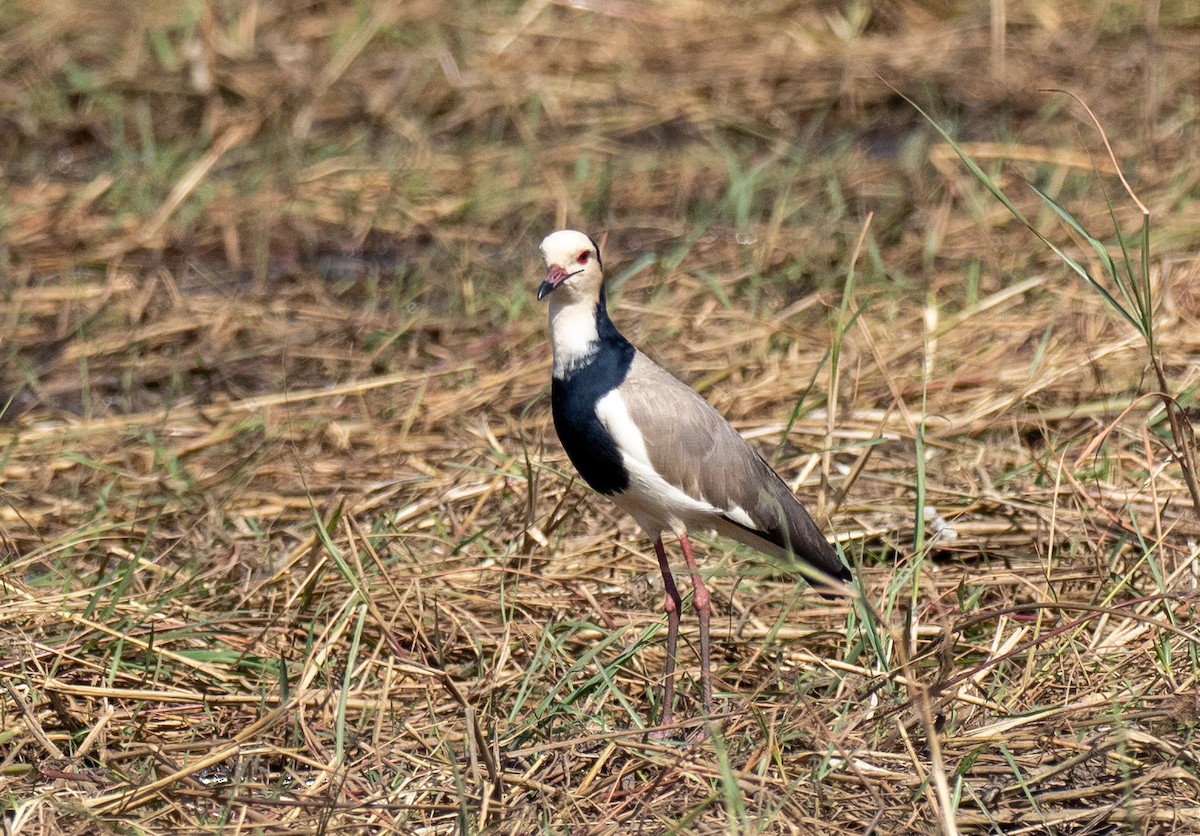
<box><xmin>539</xmin><ymin>230</ymin><xmax>607</xmax><ymax>375</ymax></box>
<box><xmin>538</xmin><ymin>230</ymin><xmax>603</xmax><ymax>302</ymax></box>
<box><xmin>540</xmin><ymin>230</ymin><xmax>597</xmax><ymax>268</ymax></box>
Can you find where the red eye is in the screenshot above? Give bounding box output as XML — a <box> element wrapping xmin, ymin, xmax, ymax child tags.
<box><xmin>576</xmin><ymin>250</ymin><xmax>590</xmax><ymax>265</ymax></box>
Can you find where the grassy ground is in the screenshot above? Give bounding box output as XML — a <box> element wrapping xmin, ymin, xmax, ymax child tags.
<box><xmin>3</xmin><ymin>0</ymin><xmax>1200</xmax><ymax>832</ymax></box>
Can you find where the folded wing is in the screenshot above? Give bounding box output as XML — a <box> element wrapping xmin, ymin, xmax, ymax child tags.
<box><xmin>619</xmin><ymin>352</ymin><xmax>849</xmax><ymax>587</ymax></box>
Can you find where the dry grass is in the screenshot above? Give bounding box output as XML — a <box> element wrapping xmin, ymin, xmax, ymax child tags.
<box><xmin>3</xmin><ymin>0</ymin><xmax>1200</xmax><ymax>832</ymax></box>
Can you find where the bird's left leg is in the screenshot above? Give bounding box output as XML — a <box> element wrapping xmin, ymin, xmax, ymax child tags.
<box><xmin>653</xmin><ymin>537</ymin><xmax>682</xmax><ymax>733</ymax></box>
<box><xmin>678</xmin><ymin>533</ymin><xmax>713</xmax><ymax>716</ymax></box>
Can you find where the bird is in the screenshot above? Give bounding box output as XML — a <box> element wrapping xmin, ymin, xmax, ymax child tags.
<box><xmin>536</xmin><ymin>229</ymin><xmax>852</xmax><ymax>734</ymax></box>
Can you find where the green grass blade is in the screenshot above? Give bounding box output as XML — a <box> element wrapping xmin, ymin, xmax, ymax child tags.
<box><xmin>1026</xmin><ymin>182</ymin><xmax>1144</xmax><ymax>335</ymax></box>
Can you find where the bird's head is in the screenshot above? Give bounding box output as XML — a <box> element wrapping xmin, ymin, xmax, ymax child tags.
<box><xmin>537</xmin><ymin>230</ymin><xmax>603</xmax><ymax>302</ymax></box>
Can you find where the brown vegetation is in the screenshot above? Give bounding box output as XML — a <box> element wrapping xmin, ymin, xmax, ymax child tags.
<box><xmin>2</xmin><ymin>0</ymin><xmax>1200</xmax><ymax>832</ymax></box>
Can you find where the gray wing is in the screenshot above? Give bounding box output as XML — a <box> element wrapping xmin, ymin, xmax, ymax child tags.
<box><xmin>620</xmin><ymin>352</ymin><xmax>849</xmax><ymax>585</ymax></box>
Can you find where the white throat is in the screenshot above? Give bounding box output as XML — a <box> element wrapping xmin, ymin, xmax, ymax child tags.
<box><xmin>548</xmin><ymin>295</ymin><xmax>600</xmax><ymax>379</ymax></box>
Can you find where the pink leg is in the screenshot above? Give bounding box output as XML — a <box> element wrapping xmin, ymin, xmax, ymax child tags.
<box><xmin>678</xmin><ymin>533</ymin><xmax>713</xmax><ymax>716</ymax></box>
<box><xmin>653</xmin><ymin>537</ymin><xmax>682</xmax><ymax>732</ymax></box>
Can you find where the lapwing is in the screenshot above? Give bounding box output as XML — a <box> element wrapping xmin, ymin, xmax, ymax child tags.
<box><xmin>537</xmin><ymin>229</ymin><xmax>851</xmax><ymax>734</ymax></box>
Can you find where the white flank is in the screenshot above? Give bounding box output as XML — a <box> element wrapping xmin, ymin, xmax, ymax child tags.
<box><xmin>548</xmin><ymin>297</ymin><xmax>600</xmax><ymax>379</ymax></box>
<box><xmin>723</xmin><ymin>505</ymin><xmax>757</xmax><ymax>530</ymax></box>
<box><xmin>594</xmin><ymin>388</ymin><xmax>723</xmax><ymax>538</ymax></box>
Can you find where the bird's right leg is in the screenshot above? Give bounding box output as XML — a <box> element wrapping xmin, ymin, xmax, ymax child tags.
<box><xmin>653</xmin><ymin>536</ymin><xmax>682</xmax><ymax>734</ymax></box>
<box><xmin>678</xmin><ymin>533</ymin><xmax>713</xmax><ymax>718</ymax></box>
